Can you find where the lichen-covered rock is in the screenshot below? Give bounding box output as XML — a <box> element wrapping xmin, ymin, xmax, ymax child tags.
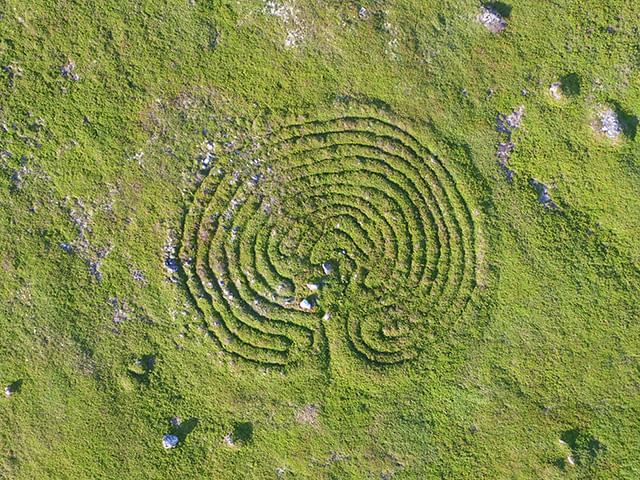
<box><xmin>597</xmin><ymin>107</ymin><xmax>622</xmax><ymax>139</ymax></box>
<box><xmin>477</xmin><ymin>6</ymin><xmax>507</xmax><ymax>33</ymax></box>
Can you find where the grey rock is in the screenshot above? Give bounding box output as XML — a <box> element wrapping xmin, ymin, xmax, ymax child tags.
<box><xmin>477</xmin><ymin>6</ymin><xmax>507</xmax><ymax>33</ymax></box>
<box><xmin>322</xmin><ymin>261</ymin><xmax>334</xmax><ymax>275</ymax></box>
<box><xmin>60</xmin><ymin>60</ymin><xmax>80</xmax><ymax>81</ymax></box>
<box><xmin>496</xmin><ymin>105</ymin><xmax>525</xmax><ymax>134</ymax></box>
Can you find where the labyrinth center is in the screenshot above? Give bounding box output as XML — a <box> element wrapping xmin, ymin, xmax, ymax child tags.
<box><xmin>180</xmin><ymin>114</ymin><xmax>479</xmax><ymax>367</ymax></box>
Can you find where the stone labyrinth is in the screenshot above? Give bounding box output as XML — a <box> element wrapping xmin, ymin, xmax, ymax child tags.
<box><xmin>179</xmin><ymin>111</ymin><xmax>480</xmax><ymax>367</ymax></box>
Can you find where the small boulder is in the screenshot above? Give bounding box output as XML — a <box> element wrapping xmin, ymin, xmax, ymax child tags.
<box><xmin>4</xmin><ymin>380</ymin><xmax>22</xmax><ymax>397</ymax></box>
<box><xmin>529</xmin><ymin>178</ymin><xmax>558</xmax><ymax>209</ymax></box>
<box><xmin>162</xmin><ymin>434</ymin><xmax>179</xmax><ymax>449</ymax></box>
<box><xmin>549</xmin><ymin>82</ymin><xmax>562</xmax><ymax>100</ymax></box>
<box><xmin>299</xmin><ymin>298</ymin><xmax>314</xmax><ymax>310</ymax></box>
<box><xmin>597</xmin><ymin>107</ymin><xmax>622</xmax><ymax>139</ymax></box>
<box><xmin>322</xmin><ymin>261</ymin><xmax>334</xmax><ymax>275</ymax></box>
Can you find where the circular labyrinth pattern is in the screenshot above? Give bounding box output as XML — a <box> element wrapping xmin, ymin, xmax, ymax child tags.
<box><xmin>180</xmin><ymin>113</ymin><xmax>480</xmax><ymax>367</ymax></box>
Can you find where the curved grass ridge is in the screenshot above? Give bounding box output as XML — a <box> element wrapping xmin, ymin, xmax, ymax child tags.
<box><xmin>179</xmin><ymin>110</ymin><xmax>480</xmax><ymax>367</ymax></box>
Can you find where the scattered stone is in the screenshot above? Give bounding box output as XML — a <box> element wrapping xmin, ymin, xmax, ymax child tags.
<box><xmin>162</xmin><ymin>434</ymin><xmax>179</xmax><ymax>449</ymax></box>
<box><xmin>477</xmin><ymin>6</ymin><xmax>507</xmax><ymax>33</ymax></box>
<box><xmin>299</xmin><ymin>298</ymin><xmax>313</xmax><ymax>310</ymax></box>
<box><xmin>597</xmin><ymin>107</ymin><xmax>622</xmax><ymax>139</ymax></box>
<box><xmin>295</xmin><ymin>404</ymin><xmax>319</xmax><ymax>426</ymax></box>
<box><xmin>549</xmin><ymin>82</ymin><xmax>562</xmax><ymax>100</ymax></box>
<box><xmin>108</xmin><ymin>297</ymin><xmax>133</xmax><ymax>324</ymax></box>
<box><xmin>496</xmin><ymin>105</ymin><xmax>525</xmax><ymax>135</ymax></box>
<box><xmin>496</xmin><ymin>141</ymin><xmax>515</xmax><ymax>182</ymax></box>
<box><xmin>2</xmin><ymin>63</ymin><xmax>23</xmax><ymax>87</ymax></box>
<box><xmin>9</xmin><ymin>156</ymin><xmax>34</xmax><ymax>191</ymax></box>
<box><xmin>131</xmin><ymin>269</ymin><xmax>145</xmax><ymax>283</ymax></box>
<box><xmin>88</xmin><ymin>246</ymin><xmax>111</xmax><ymax>282</ymax></box>
<box><xmin>60</xmin><ymin>60</ymin><xmax>80</xmax><ymax>81</ymax></box>
<box><xmin>198</xmin><ymin>140</ymin><xmax>216</xmax><ymax>169</ymax></box>
<box><xmin>64</xmin><ymin>198</ymin><xmax>112</xmax><ymax>281</ymax></box>
<box><xmin>264</xmin><ymin>0</ymin><xmax>305</xmax><ymax>48</ymax></box>
<box><xmin>495</xmin><ymin>106</ymin><xmax>525</xmax><ymax>180</ymax></box>
<box><xmin>164</xmin><ymin>234</ymin><xmax>180</xmax><ymax>275</ymax></box>
<box><xmin>322</xmin><ymin>261</ymin><xmax>334</xmax><ymax>275</ymax></box>
<box><xmin>59</xmin><ymin>242</ymin><xmax>74</xmax><ymax>253</ymax></box>
<box><xmin>529</xmin><ymin>178</ymin><xmax>558</xmax><ymax>209</ymax></box>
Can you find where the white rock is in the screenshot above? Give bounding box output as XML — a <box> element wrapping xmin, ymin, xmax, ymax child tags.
<box><xmin>322</xmin><ymin>262</ymin><xmax>334</xmax><ymax>274</ymax></box>
<box><xmin>162</xmin><ymin>434</ymin><xmax>179</xmax><ymax>449</ymax></box>
<box><xmin>223</xmin><ymin>433</ymin><xmax>235</xmax><ymax>446</ymax></box>
<box><xmin>322</xmin><ymin>312</ymin><xmax>331</xmax><ymax>321</ymax></box>
<box><xmin>566</xmin><ymin>455</ymin><xmax>575</xmax><ymax>466</ymax></box>
<box><xmin>549</xmin><ymin>82</ymin><xmax>562</xmax><ymax>100</ymax></box>
<box><xmin>299</xmin><ymin>299</ymin><xmax>313</xmax><ymax>310</ymax></box>
<box><xmin>306</xmin><ymin>283</ymin><xmax>319</xmax><ymax>292</ymax></box>
<box><xmin>4</xmin><ymin>386</ymin><xmax>12</xmax><ymax>397</ymax></box>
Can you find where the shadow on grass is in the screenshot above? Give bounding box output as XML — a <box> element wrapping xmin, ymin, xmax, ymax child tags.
<box><xmin>560</xmin><ymin>73</ymin><xmax>581</xmax><ymax>96</ymax></box>
<box><xmin>483</xmin><ymin>1</ymin><xmax>512</xmax><ymax>17</ymax></box>
<box><xmin>173</xmin><ymin>418</ymin><xmax>199</xmax><ymax>442</ymax></box>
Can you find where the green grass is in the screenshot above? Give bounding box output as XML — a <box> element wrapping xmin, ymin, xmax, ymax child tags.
<box><xmin>1</xmin><ymin>0</ymin><xmax>639</xmax><ymax>478</ymax></box>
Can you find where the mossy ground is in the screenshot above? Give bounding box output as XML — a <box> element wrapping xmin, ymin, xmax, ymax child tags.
<box><xmin>1</xmin><ymin>1</ymin><xmax>639</xmax><ymax>478</ymax></box>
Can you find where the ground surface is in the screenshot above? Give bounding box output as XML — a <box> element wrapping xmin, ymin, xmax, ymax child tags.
<box><xmin>1</xmin><ymin>1</ymin><xmax>639</xmax><ymax>479</ymax></box>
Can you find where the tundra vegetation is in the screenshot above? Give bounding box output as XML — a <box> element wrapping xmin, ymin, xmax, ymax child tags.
<box><xmin>1</xmin><ymin>1</ymin><xmax>639</xmax><ymax>479</ymax></box>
